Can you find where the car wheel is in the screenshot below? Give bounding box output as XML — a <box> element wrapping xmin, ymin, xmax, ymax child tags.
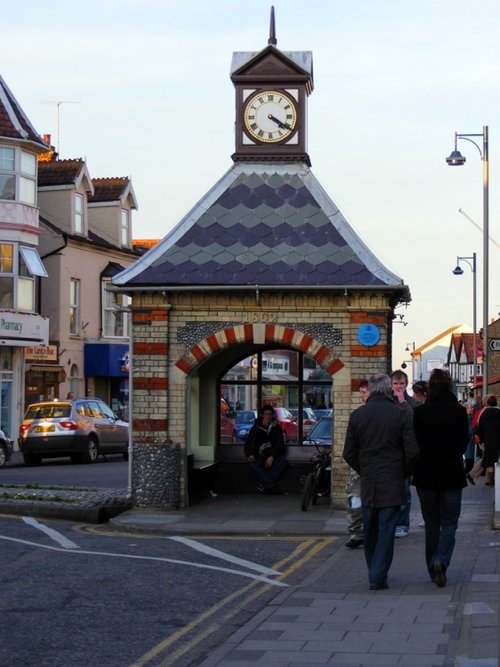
<box><xmin>23</xmin><ymin>453</ymin><xmax>41</xmax><ymax>466</ymax></box>
<box><xmin>301</xmin><ymin>472</ymin><xmax>315</xmax><ymax>511</ymax></box>
<box><xmin>0</xmin><ymin>445</ymin><xmax>6</xmax><ymax>467</ymax></box>
<box><xmin>82</xmin><ymin>437</ymin><xmax>99</xmax><ymax>463</ymax></box>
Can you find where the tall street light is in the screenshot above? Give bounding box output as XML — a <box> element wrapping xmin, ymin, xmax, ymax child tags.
<box><xmin>446</xmin><ymin>126</ymin><xmax>489</xmax><ymax>392</ymax></box>
<box><xmin>405</xmin><ymin>341</ymin><xmax>416</xmax><ymax>383</ymax></box>
<box><xmin>452</xmin><ymin>254</ymin><xmax>477</xmax><ymax>396</ymax></box>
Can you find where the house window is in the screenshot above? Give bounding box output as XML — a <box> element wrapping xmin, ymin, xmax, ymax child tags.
<box><xmin>19</xmin><ymin>151</ymin><xmax>36</xmax><ymax>205</ymax></box>
<box><xmin>74</xmin><ymin>194</ymin><xmax>84</xmax><ymax>234</ymax></box>
<box><xmin>0</xmin><ymin>244</ymin><xmax>14</xmax><ymax>308</ymax></box>
<box><xmin>70</xmin><ymin>279</ymin><xmax>80</xmax><ymax>335</ymax></box>
<box><xmin>17</xmin><ymin>247</ymin><xmax>47</xmax><ymax>312</ymax></box>
<box><xmin>0</xmin><ymin>148</ymin><xmax>37</xmax><ymax>205</ymax></box>
<box><xmin>121</xmin><ymin>209</ymin><xmax>130</xmax><ymax>246</ymax></box>
<box><xmin>102</xmin><ymin>282</ymin><xmax>129</xmax><ymax>338</ymax></box>
<box><xmin>0</xmin><ymin>147</ymin><xmax>15</xmax><ymax>201</ymax></box>
<box><xmin>0</xmin><ymin>244</ymin><xmax>45</xmax><ymax>311</ymax></box>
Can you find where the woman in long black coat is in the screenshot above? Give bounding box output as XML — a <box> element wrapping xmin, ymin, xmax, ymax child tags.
<box><xmin>412</xmin><ymin>369</ymin><xmax>469</xmax><ymax>588</ymax></box>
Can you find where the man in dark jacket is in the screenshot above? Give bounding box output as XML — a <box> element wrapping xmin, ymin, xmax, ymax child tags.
<box><xmin>244</xmin><ymin>405</ymin><xmax>287</xmax><ymax>494</ymax></box>
<box><xmin>343</xmin><ymin>374</ymin><xmax>419</xmax><ymax>590</ymax></box>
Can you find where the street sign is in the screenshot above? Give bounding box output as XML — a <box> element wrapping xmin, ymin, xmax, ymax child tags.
<box><xmin>489</xmin><ymin>338</ymin><xmax>500</xmax><ymax>351</ymax></box>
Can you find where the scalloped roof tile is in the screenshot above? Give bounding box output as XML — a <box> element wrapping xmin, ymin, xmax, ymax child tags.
<box><xmin>114</xmin><ymin>163</ymin><xmax>407</xmax><ymax>292</ymax></box>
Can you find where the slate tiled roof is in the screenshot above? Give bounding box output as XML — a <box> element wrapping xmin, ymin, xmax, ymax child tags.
<box><xmin>38</xmin><ymin>159</ymin><xmax>86</xmax><ymax>187</ymax></box>
<box><xmin>0</xmin><ymin>74</ymin><xmax>47</xmax><ymax>149</ymax></box>
<box><xmin>90</xmin><ymin>177</ymin><xmax>130</xmax><ymax>203</ymax></box>
<box><xmin>114</xmin><ymin>163</ymin><xmax>407</xmax><ymax>296</ymax></box>
<box><xmin>39</xmin><ymin>215</ymin><xmax>139</xmax><ymax>257</ymax></box>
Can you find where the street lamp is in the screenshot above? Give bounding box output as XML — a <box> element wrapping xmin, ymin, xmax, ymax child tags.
<box><xmin>405</xmin><ymin>342</ymin><xmax>416</xmax><ymax>383</ymax></box>
<box><xmin>452</xmin><ymin>254</ymin><xmax>477</xmax><ymax>395</ymax></box>
<box><xmin>446</xmin><ymin>126</ymin><xmax>489</xmax><ymax>392</ymax></box>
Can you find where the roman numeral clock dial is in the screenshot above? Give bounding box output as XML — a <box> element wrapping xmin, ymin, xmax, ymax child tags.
<box><xmin>243</xmin><ymin>90</ymin><xmax>297</xmax><ymax>143</ymax></box>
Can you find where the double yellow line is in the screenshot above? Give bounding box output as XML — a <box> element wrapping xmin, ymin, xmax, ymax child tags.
<box><xmin>131</xmin><ymin>535</ymin><xmax>334</xmax><ymax>667</ymax></box>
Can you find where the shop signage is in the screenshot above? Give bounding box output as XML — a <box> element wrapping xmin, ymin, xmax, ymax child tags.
<box><xmin>489</xmin><ymin>338</ymin><xmax>500</xmax><ymax>352</ymax></box>
<box><xmin>0</xmin><ymin>312</ymin><xmax>49</xmax><ymax>346</ymax></box>
<box><xmin>25</xmin><ymin>345</ymin><xmax>58</xmax><ymax>362</ymax></box>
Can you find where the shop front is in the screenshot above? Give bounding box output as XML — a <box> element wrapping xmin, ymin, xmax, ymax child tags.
<box><xmin>84</xmin><ymin>343</ymin><xmax>129</xmax><ymax>420</ymax></box>
<box><xmin>0</xmin><ymin>311</ymin><xmax>49</xmax><ymax>446</ymax></box>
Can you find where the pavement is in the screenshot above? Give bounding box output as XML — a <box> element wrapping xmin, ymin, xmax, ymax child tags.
<box><xmin>2</xmin><ymin>471</ymin><xmax>498</xmax><ymax>666</ymax></box>
<box><xmin>107</xmin><ymin>481</ymin><xmax>500</xmax><ymax>667</ymax></box>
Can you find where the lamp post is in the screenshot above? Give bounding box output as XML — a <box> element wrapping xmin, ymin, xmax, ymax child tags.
<box><xmin>452</xmin><ymin>254</ymin><xmax>477</xmax><ymax>397</ymax></box>
<box><xmin>405</xmin><ymin>341</ymin><xmax>416</xmax><ymax>383</ymax></box>
<box><xmin>446</xmin><ymin>126</ymin><xmax>489</xmax><ymax>392</ymax></box>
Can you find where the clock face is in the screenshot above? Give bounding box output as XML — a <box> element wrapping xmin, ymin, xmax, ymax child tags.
<box><xmin>243</xmin><ymin>90</ymin><xmax>297</xmax><ymax>143</ymax></box>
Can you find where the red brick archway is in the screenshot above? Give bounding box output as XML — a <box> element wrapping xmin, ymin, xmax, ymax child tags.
<box><xmin>175</xmin><ymin>322</ymin><xmax>344</xmax><ymax>376</ymax></box>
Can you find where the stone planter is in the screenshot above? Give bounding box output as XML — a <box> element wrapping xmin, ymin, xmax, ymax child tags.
<box><xmin>132</xmin><ymin>442</ymin><xmax>181</xmax><ymax>509</ymax></box>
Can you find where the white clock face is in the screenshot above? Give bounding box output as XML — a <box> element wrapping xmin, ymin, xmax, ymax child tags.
<box><xmin>243</xmin><ymin>90</ymin><xmax>297</xmax><ymax>143</ymax></box>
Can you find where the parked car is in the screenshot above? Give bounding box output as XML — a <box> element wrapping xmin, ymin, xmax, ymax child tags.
<box><xmin>220</xmin><ymin>413</ymin><xmax>237</xmax><ymax>443</ymax></box>
<box><xmin>288</xmin><ymin>407</ymin><xmax>317</xmax><ymax>436</ymax></box>
<box><xmin>313</xmin><ymin>408</ymin><xmax>333</xmax><ymax>420</ymax></box>
<box><xmin>303</xmin><ymin>416</ymin><xmax>332</xmax><ymax>447</ymax></box>
<box><xmin>18</xmin><ymin>398</ymin><xmax>129</xmax><ymax>465</ymax></box>
<box><xmin>234</xmin><ymin>410</ymin><xmax>258</xmax><ymax>442</ymax></box>
<box><xmin>272</xmin><ymin>407</ymin><xmax>298</xmax><ymax>443</ymax></box>
<box><xmin>0</xmin><ymin>428</ymin><xmax>13</xmax><ymax>467</ymax></box>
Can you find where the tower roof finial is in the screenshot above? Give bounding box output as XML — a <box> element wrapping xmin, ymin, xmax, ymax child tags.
<box><xmin>268</xmin><ymin>5</ymin><xmax>277</xmax><ymax>46</ymax></box>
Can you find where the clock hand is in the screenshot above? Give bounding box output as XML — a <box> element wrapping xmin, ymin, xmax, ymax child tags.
<box><xmin>268</xmin><ymin>114</ymin><xmax>292</xmax><ymax>131</ymax></box>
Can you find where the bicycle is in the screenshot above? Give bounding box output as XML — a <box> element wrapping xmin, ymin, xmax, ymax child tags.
<box><xmin>301</xmin><ymin>441</ymin><xmax>331</xmax><ymax>511</ymax></box>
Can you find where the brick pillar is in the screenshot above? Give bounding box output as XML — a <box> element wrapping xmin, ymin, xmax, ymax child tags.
<box><xmin>130</xmin><ymin>302</ymin><xmax>182</xmax><ymax>509</ymax></box>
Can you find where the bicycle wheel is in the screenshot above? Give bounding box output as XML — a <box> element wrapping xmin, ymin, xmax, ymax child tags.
<box><xmin>301</xmin><ymin>472</ymin><xmax>316</xmax><ymax>511</ymax></box>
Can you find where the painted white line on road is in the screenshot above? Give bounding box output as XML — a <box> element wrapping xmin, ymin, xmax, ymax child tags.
<box><xmin>167</xmin><ymin>536</ymin><xmax>282</xmax><ymax>576</ymax></box>
<box><xmin>0</xmin><ymin>535</ymin><xmax>288</xmax><ymax>587</ymax></box>
<box><xmin>22</xmin><ymin>516</ymin><xmax>79</xmax><ymax>549</ymax></box>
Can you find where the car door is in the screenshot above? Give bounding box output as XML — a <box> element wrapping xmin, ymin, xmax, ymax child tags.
<box><xmin>98</xmin><ymin>400</ymin><xmax>127</xmax><ymax>450</ymax></box>
<box><xmin>85</xmin><ymin>399</ymin><xmax>112</xmax><ymax>450</ymax></box>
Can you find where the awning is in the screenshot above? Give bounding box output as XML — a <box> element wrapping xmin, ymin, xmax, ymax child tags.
<box><xmin>26</xmin><ymin>365</ymin><xmax>66</xmax><ymax>382</ymax></box>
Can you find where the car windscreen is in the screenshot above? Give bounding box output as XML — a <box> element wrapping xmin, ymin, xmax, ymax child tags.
<box><xmin>25</xmin><ymin>404</ymin><xmax>72</xmax><ymax>419</ymax></box>
<box><xmin>236</xmin><ymin>411</ymin><xmax>256</xmax><ymax>424</ymax></box>
<box><xmin>309</xmin><ymin>418</ymin><xmax>332</xmax><ymax>439</ymax></box>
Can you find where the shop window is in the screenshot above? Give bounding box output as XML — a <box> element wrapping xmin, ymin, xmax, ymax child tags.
<box><xmin>220</xmin><ymin>349</ymin><xmax>332</xmax><ymax>446</ymax></box>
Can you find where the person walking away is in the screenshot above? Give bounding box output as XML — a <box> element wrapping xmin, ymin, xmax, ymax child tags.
<box><xmin>412</xmin><ymin>369</ymin><xmax>469</xmax><ymax>588</ymax></box>
<box><xmin>343</xmin><ymin>374</ymin><xmax>419</xmax><ymax>590</ymax></box>
<box><xmin>467</xmin><ymin>394</ymin><xmax>490</xmax><ymax>484</ymax></box>
<box><xmin>412</xmin><ymin>381</ymin><xmax>428</xmax><ymax>404</ymax></box>
<box><xmin>244</xmin><ymin>405</ymin><xmax>287</xmax><ymax>494</ymax></box>
<box><xmin>391</xmin><ymin>370</ymin><xmax>420</xmax><ymax>538</ymax></box>
<box><xmin>345</xmin><ymin>380</ymin><xmax>369</xmax><ymax>549</ymax></box>
<box><xmin>475</xmin><ymin>394</ymin><xmax>500</xmax><ymax>486</ymax></box>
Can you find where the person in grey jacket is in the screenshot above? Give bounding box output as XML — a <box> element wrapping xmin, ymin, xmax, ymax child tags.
<box><xmin>343</xmin><ymin>374</ymin><xmax>419</xmax><ymax>590</ymax></box>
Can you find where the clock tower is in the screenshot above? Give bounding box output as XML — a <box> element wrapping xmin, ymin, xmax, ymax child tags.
<box><xmin>231</xmin><ymin>7</ymin><xmax>313</xmax><ymax>165</ymax></box>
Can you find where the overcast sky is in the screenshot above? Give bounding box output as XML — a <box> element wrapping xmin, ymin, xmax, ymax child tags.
<box><xmin>2</xmin><ymin>0</ymin><xmax>499</xmax><ymax>373</ymax></box>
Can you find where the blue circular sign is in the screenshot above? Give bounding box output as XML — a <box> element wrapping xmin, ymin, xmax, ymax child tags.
<box><xmin>357</xmin><ymin>324</ymin><xmax>381</xmax><ymax>347</ymax></box>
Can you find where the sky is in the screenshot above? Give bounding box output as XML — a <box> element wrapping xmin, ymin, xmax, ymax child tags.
<box><xmin>2</xmin><ymin>0</ymin><xmax>500</xmax><ymax>375</ymax></box>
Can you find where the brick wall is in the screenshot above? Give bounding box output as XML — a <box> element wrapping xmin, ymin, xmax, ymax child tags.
<box><xmin>129</xmin><ymin>290</ymin><xmax>395</xmax><ymax>508</ymax></box>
